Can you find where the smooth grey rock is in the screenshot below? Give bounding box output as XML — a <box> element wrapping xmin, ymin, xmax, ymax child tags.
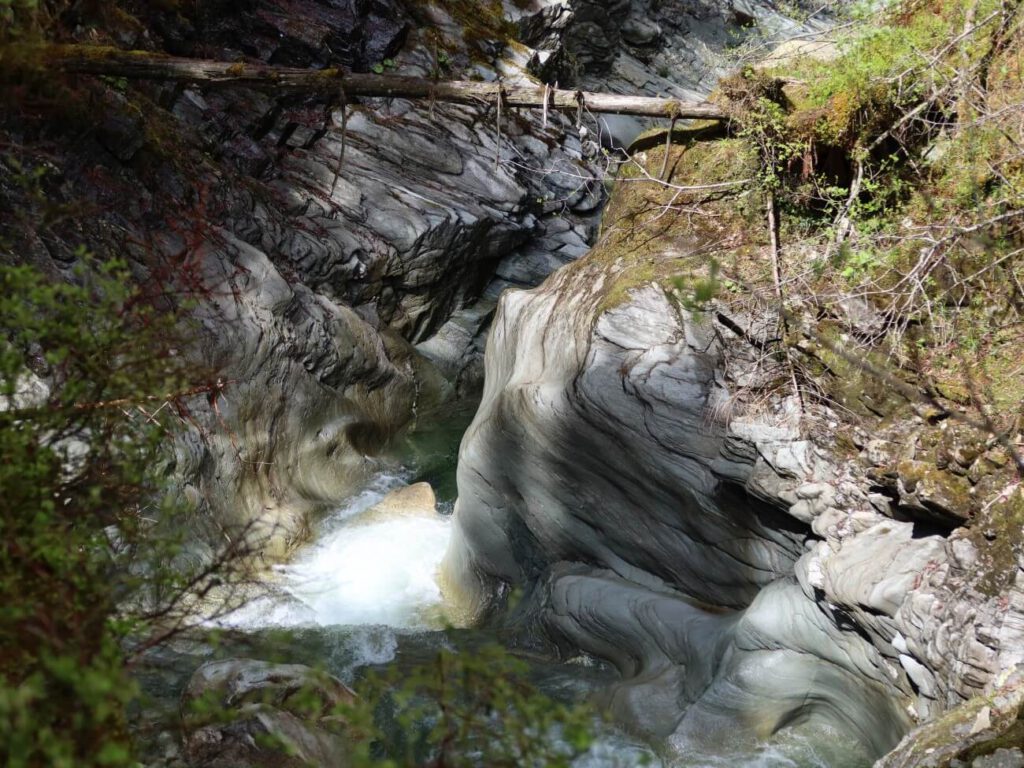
<box><xmin>439</xmin><ymin>262</ymin><xmax>918</xmax><ymax>758</ymax></box>
<box><xmin>543</xmin><ymin>569</ymin><xmax>905</xmax><ymax>758</ymax></box>
<box><xmin>444</xmin><ymin>280</ymin><xmax>811</xmax><ymax>614</ymax></box>
<box><xmin>817</xmin><ymin>520</ymin><xmax>945</xmax><ymax>617</ymax></box>
<box><xmin>179</xmin><ymin>231</ymin><xmax>426</xmax><ymax>559</ymax></box>
<box><xmin>17</xmin><ymin>0</ymin><xmax>619</xmax><ymax>564</ymax></box>
<box><xmin>900</xmin><ymin>653</ymin><xmax>938</xmax><ymax>699</ymax></box>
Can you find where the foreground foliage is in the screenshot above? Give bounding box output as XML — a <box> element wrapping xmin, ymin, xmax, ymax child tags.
<box><xmin>0</xmin><ymin>262</ymin><xmax>188</xmax><ymax>767</ymax></box>
<box><xmin>180</xmin><ymin>642</ymin><xmax>599</xmax><ymax>768</ymax></box>
<box><xmin>766</xmin><ymin>0</ymin><xmax>1023</xmax><ymax>411</ymax></box>
<box><xmin>348</xmin><ymin>644</ymin><xmax>596</xmax><ymax>768</ymax></box>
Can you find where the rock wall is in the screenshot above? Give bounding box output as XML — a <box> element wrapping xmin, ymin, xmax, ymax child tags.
<box><xmin>141</xmin><ymin>0</ymin><xmax>833</xmax><ymax>557</ymax></box>
<box><xmin>515</xmin><ymin>0</ymin><xmax>831</xmax><ymax>145</ymax></box>
<box><xmin>3</xmin><ymin>0</ymin><xmax>613</xmax><ymax>560</ymax></box>
<box><xmin>441</xmin><ymin>130</ymin><xmax>1024</xmax><ymax>762</ymax></box>
<box><xmin>441</xmin><ymin>262</ymin><xmax>911</xmax><ymax>759</ymax></box>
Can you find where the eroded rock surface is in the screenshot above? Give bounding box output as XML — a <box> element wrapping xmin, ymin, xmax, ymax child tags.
<box><xmin>442</xmin><ymin>130</ymin><xmax>1024</xmax><ymax>761</ymax></box>
<box><xmin>516</xmin><ymin>0</ymin><xmax>830</xmax><ymax>145</ymax></box>
<box><xmin>4</xmin><ymin>0</ymin><xmax>612</xmax><ymax>559</ymax></box>
<box><xmin>354</xmin><ymin>481</ymin><xmax>438</xmax><ymax>525</ymax></box>
<box><xmin>442</xmin><ymin>268</ymin><xmax>911</xmax><ymax>759</ymax></box>
<box><xmin>156</xmin><ymin>0</ymin><xmax>831</xmax><ymax>555</ymax></box>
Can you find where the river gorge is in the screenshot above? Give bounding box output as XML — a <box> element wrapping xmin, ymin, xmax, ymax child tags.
<box><xmin>3</xmin><ymin>1</ymin><xmax>1024</xmax><ymax>767</ymax></box>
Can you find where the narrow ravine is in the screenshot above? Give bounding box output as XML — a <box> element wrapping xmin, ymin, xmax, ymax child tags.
<box><xmin>6</xmin><ymin>2</ymin><xmax>1024</xmax><ymax>767</ymax></box>
<box><xmin>131</xmin><ymin>398</ymin><xmax>877</xmax><ymax>768</ymax></box>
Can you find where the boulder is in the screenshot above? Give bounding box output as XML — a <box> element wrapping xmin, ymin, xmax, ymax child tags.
<box><xmin>181</xmin><ymin>658</ymin><xmax>356</xmax><ymax>768</ymax></box>
<box><xmin>353</xmin><ymin>482</ymin><xmax>438</xmax><ymax>526</ymax></box>
<box><xmin>878</xmin><ymin>666</ymin><xmax>1024</xmax><ymax>768</ymax></box>
<box><xmin>621</xmin><ymin>17</ymin><xmax>661</xmax><ymax>47</ymax></box>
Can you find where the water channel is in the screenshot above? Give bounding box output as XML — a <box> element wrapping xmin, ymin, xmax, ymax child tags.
<box><xmin>134</xmin><ymin>400</ymin><xmax>873</xmax><ymax>768</ymax></box>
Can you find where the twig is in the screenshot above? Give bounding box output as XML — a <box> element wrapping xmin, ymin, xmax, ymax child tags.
<box><xmin>495</xmin><ymin>85</ymin><xmax>504</xmax><ymax>170</ymax></box>
<box><xmin>828</xmin><ymin>154</ymin><xmax>864</xmax><ymax>258</ymax></box>
<box><xmin>330</xmin><ymin>85</ymin><xmax>347</xmax><ymax>196</ymax></box>
<box><xmin>767</xmin><ymin>189</ymin><xmax>805</xmax><ymax>416</ymax></box>
<box><xmin>660</xmin><ymin>115</ymin><xmax>677</xmax><ymax>181</ymax></box>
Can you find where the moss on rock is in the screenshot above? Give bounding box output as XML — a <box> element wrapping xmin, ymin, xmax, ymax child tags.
<box><xmin>962</xmin><ymin>488</ymin><xmax>1024</xmax><ymax>598</ymax></box>
<box><xmin>562</xmin><ymin>131</ymin><xmax>757</xmax><ymax>320</ymax></box>
<box><xmin>878</xmin><ymin>664</ymin><xmax>1024</xmax><ymax>768</ymax></box>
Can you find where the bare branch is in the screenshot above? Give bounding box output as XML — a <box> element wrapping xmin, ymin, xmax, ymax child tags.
<box><xmin>33</xmin><ymin>45</ymin><xmax>730</xmax><ymax>120</ymax></box>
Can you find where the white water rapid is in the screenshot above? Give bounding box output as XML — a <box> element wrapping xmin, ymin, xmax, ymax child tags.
<box><xmin>222</xmin><ymin>472</ymin><xmax>453</xmax><ymax>632</ymax></box>
<box><xmin>211</xmin><ymin>468</ymin><xmax>867</xmax><ymax>768</ymax></box>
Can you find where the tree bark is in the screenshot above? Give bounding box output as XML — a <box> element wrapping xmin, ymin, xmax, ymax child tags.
<box><xmin>38</xmin><ymin>45</ymin><xmax>730</xmax><ymax>120</ymax></box>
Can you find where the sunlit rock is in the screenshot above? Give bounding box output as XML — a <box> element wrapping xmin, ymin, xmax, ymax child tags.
<box><xmin>353</xmin><ymin>481</ymin><xmax>438</xmax><ymax>526</ymax></box>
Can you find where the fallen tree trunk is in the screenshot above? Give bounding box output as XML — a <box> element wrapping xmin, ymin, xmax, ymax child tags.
<box><xmin>38</xmin><ymin>45</ymin><xmax>729</xmax><ymax>120</ymax></box>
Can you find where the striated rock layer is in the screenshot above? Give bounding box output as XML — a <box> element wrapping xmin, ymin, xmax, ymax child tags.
<box><xmin>442</xmin><ymin>269</ymin><xmax>910</xmax><ymax>759</ymax></box>
<box><xmin>145</xmin><ymin>0</ymin><xmax>821</xmax><ymax>557</ymax></box>
<box><xmin>442</xmin><ymin>132</ymin><xmax>1024</xmax><ymax>761</ymax></box>
<box><xmin>156</xmin><ymin>0</ymin><xmax>607</xmax><ymax>559</ymax></box>
<box><xmin>3</xmin><ymin>0</ymin><xmax>611</xmax><ymax>561</ymax></box>
<box><xmin>4</xmin><ymin>0</ymin><xmax>836</xmax><ymax>563</ymax></box>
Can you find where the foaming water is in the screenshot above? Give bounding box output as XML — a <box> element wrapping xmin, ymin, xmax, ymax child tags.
<box><xmin>281</xmin><ymin>514</ymin><xmax>452</xmax><ymax>627</ymax></box>
<box><xmin>204</xmin><ymin>421</ymin><xmax>871</xmax><ymax>768</ymax></box>
<box><xmin>573</xmin><ymin>734</ymin><xmax>662</xmax><ymax>767</ymax></box>
<box><xmin>221</xmin><ymin>470</ymin><xmax>453</xmax><ymax>633</ymax></box>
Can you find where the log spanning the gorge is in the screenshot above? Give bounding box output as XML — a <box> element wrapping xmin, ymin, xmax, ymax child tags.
<box><xmin>42</xmin><ymin>45</ymin><xmax>730</xmax><ymax>121</ymax></box>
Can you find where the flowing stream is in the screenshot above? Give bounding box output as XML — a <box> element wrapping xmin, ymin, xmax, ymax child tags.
<box><xmin>221</xmin><ymin>471</ymin><xmax>452</xmax><ymax>631</ymax></box>
<box><xmin>134</xmin><ymin>401</ymin><xmax>872</xmax><ymax>768</ymax></box>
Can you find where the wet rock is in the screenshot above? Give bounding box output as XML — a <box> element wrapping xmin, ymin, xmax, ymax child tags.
<box><xmin>354</xmin><ymin>482</ymin><xmax>438</xmax><ymax>525</ymax></box>
<box><xmin>181</xmin><ymin>231</ymin><xmax>426</xmax><ymax>560</ymax></box>
<box><xmin>444</xmin><ymin>280</ymin><xmax>812</xmax><ymax>612</ymax></box>
<box><xmin>416</xmin><ymin>298</ymin><xmax>495</xmax><ymax>393</ymax></box>
<box><xmin>544</xmin><ymin>569</ymin><xmax>907</xmax><ymax>758</ymax></box>
<box><xmin>181</xmin><ymin>659</ymin><xmax>356</xmax><ymax>768</ymax></box>
<box><xmin>439</xmin><ymin>252</ymin><xmax>917</xmax><ymax>759</ymax></box>
<box><xmin>16</xmin><ymin>0</ymin><xmax>618</xmax><ymax>563</ymax></box>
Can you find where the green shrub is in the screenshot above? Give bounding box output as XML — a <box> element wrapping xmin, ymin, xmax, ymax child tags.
<box><xmin>342</xmin><ymin>644</ymin><xmax>597</xmax><ymax>768</ymax></box>
<box><xmin>0</xmin><ymin>261</ymin><xmax>189</xmax><ymax>768</ymax></box>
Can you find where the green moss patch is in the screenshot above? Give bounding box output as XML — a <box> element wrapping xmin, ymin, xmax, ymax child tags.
<box><xmin>561</xmin><ymin>133</ymin><xmax>758</xmax><ymax>319</ymax></box>
<box><xmin>962</xmin><ymin>488</ymin><xmax>1024</xmax><ymax>598</ymax></box>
